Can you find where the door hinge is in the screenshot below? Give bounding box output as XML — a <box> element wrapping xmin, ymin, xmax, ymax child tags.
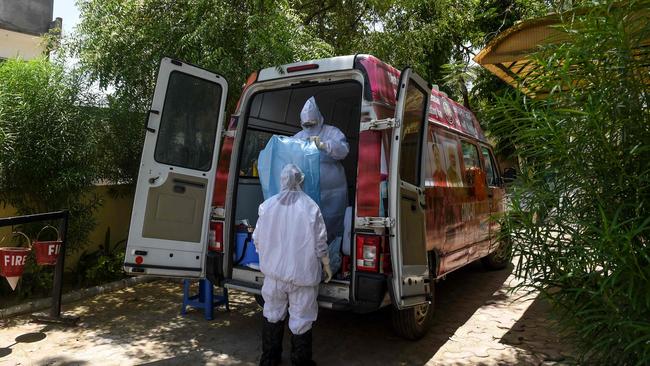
<box><xmin>360</xmin><ymin>118</ymin><xmax>399</xmax><ymax>131</ymax></box>
<box><xmin>355</xmin><ymin>216</ymin><xmax>394</xmax><ymax>229</ymax></box>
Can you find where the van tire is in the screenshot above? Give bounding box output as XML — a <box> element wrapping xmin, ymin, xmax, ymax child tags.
<box><xmin>390</xmin><ymin>286</ymin><xmax>435</xmax><ymax>340</ymax></box>
<box><xmin>254</xmin><ymin>294</ymin><xmax>265</xmax><ymax>308</ymax></box>
<box><xmin>482</xmin><ymin>237</ymin><xmax>512</xmax><ymax>270</ymax></box>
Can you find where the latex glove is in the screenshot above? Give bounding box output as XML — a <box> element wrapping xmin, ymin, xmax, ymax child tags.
<box><xmin>310</xmin><ymin>136</ymin><xmax>326</xmax><ymax>151</ymax></box>
<box><xmin>321</xmin><ymin>256</ymin><xmax>332</xmax><ymax>283</ymax></box>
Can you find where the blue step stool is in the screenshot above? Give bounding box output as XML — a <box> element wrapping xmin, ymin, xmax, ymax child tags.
<box><xmin>181</xmin><ymin>279</ymin><xmax>229</xmax><ymax>320</ymax></box>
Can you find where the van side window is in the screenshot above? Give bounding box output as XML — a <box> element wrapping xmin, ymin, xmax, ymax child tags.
<box><xmin>239</xmin><ymin>130</ymin><xmax>274</xmax><ymax>177</ymax></box>
<box><xmin>460</xmin><ymin>141</ymin><xmax>481</xmax><ymax>185</ymax></box>
<box><xmin>481</xmin><ymin>147</ymin><xmax>498</xmax><ymax>186</ymax></box>
<box><xmin>431</xmin><ymin>133</ymin><xmax>462</xmax><ymax>187</ymax></box>
<box><xmin>425</xmin><ymin>129</ymin><xmax>465</xmax><ymax>187</ymax></box>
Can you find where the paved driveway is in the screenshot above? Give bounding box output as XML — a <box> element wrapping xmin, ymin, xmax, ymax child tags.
<box><xmin>0</xmin><ymin>261</ymin><xmax>575</xmax><ymax>365</ymax></box>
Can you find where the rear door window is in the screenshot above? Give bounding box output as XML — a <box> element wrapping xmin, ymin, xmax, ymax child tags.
<box><xmin>399</xmin><ymin>79</ymin><xmax>428</xmax><ymax>185</ymax></box>
<box><xmin>154</xmin><ymin>71</ymin><xmax>222</xmax><ymax>171</ymax></box>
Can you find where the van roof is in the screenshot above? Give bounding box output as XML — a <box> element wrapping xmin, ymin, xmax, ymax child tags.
<box><xmin>255</xmin><ymin>54</ymin><xmax>488</xmax><ymax>143</ymax></box>
<box><xmin>257</xmin><ymin>55</ymin><xmax>357</xmax><ymax>81</ymax></box>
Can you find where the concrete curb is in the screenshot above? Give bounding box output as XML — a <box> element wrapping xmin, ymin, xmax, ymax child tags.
<box><xmin>0</xmin><ymin>276</ymin><xmax>156</xmax><ymax>319</ymax></box>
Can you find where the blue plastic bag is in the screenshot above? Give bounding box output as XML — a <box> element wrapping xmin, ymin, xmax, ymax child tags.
<box><xmin>258</xmin><ymin>135</ymin><xmax>320</xmax><ymax>204</ymax></box>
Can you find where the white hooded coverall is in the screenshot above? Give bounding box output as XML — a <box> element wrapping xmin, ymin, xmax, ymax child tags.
<box><xmin>293</xmin><ymin>97</ymin><xmax>350</xmax><ymax>242</ymax></box>
<box><xmin>253</xmin><ymin>164</ymin><xmax>329</xmax><ymax>335</ymax></box>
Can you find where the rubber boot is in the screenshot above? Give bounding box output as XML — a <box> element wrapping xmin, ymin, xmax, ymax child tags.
<box><xmin>290</xmin><ymin>329</ymin><xmax>316</xmax><ymax>366</ymax></box>
<box><xmin>260</xmin><ymin>318</ymin><xmax>284</xmax><ymax>366</ymax></box>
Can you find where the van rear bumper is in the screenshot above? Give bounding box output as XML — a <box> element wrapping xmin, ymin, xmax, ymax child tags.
<box><xmin>224</xmin><ymin>279</ymin><xmax>352</xmax><ymax>311</ymax></box>
<box><xmin>227</xmin><ymin>267</ymin><xmax>354</xmax><ymax>311</ymax></box>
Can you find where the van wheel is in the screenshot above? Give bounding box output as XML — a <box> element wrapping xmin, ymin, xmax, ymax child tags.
<box><xmin>390</xmin><ymin>287</ymin><xmax>435</xmax><ymax>340</ymax></box>
<box><xmin>482</xmin><ymin>237</ymin><xmax>512</xmax><ymax>270</ymax></box>
<box><xmin>254</xmin><ymin>294</ymin><xmax>265</xmax><ymax>308</ymax></box>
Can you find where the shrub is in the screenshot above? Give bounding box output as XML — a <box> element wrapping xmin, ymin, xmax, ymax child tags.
<box><xmin>487</xmin><ymin>1</ymin><xmax>650</xmax><ymax>364</ymax></box>
<box><xmin>76</xmin><ymin>227</ymin><xmax>126</xmax><ymax>287</ymax></box>
<box><xmin>0</xmin><ymin>58</ymin><xmax>102</xmax><ymax>296</ymax></box>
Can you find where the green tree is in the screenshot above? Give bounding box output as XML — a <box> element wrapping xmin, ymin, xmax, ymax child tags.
<box><xmin>74</xmin><ymin>0</ymin><xmax>333</xmax><ymax>109</ymax></box>
<box><xmin>486</xmin><ymin>1</ymin><xmax>650</xmax><ymax>363</ymax></box>
<box><xmin>291</xmin><ymin>0</ymin><xmax>393</xmax><ymax>54</ymax></box>
<box><xmin>72</xmin><ymin>0</ymin><xmax>335</xmax><ymax>185</ymax></box>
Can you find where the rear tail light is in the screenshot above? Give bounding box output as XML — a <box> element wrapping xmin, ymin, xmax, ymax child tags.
<box><xmin>356</xmin><ymin>234</ymin><xmax>381</xmax><ymax>272</ymax></box>
<box><xmin>209</xmin><ymin>221</ymin><xmax>224</xmax><ymax>252</ymax></box>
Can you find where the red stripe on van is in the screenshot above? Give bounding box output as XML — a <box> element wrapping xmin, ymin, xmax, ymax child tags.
<box><xmin>356</xmin><ymin>130</ymin><xmax>381</xmax><ymax>216</ymax></box>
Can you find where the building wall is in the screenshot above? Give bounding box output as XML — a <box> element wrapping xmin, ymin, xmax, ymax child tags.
<box><xmin>0</xmin><ymin>0</ymin><xmax>54</xmax><ymax>35</ymax></box>
<box><xmin>0</xmin><ymin>0</ymin><xmax>55</xmax><ymax>61</ymax></box>
<box><xmin>0</xmin><ymin>186</ymin><xmax>134</xmax><ymax>272</ymax></box>
<box><xmin>0</xmin><ymin>28</ymin><xmax>45</xmax><ymax>60</ymax></box>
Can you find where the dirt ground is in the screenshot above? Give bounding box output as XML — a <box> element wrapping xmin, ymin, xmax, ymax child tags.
<box><xmin>0</xmin><ymin>261</ymin><xmax>576</xmax><ymax>366</ymax></box>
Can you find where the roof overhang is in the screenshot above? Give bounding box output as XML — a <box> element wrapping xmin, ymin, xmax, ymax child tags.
<box><xmin>474</xmin><ymin>7</ymin><xmax>650</xmax><ymax>98</ymax></box>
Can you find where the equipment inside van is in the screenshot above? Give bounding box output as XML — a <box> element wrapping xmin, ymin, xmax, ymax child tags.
<box><xmin>124</xmin><ymin>55</ymin><xmax>511</xmax><ymax>340</ymax></box>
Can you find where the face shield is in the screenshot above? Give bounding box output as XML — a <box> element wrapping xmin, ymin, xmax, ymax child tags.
<box><xmin>300</xmin><ymin>96</ymin><xmax>324</xmax><ymax>131</ymax></box>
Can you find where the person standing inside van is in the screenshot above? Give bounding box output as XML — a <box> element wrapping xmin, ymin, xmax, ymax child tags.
<box><xmin>253</xmin><ymin>164</ymin><xmax>333</xmax><ymax>366</ymax></box>
<box><xmin>294</xmin><ymin>96</ymin><xmax>349</xmax><ymax>242</ymax></box>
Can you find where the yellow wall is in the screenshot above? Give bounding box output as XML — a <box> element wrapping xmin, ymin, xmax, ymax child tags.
<box><xmin>0</xmin><ymin>185</ymin><xmax>134</xmax><ymax>271</ymax></box>
<box><xmin>0</xmin><ymin>28</ymin><xmax>45</xmax><ymax>60</ymax></box>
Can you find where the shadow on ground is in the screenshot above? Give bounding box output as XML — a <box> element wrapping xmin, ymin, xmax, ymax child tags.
<box><xmin>499</xmin><ymin>296</ymin><xmax>575</xmax><ymax>364</ymax></box>
<box><xmin>0</xmin><ymin>328</ymin><xmax>48</xmax><ymax>360</ymax></box>
<box><xmin>38</xmin><ymin>261</ymin><xmax>513</xmax><ymax>365</ymax></box>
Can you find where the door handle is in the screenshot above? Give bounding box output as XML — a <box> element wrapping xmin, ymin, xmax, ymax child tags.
<box><xmin>144</xmin><ymin>109</ymin><xmax>159</xmax><ymax>133</ymax></box>
<box><xmin>148</xmin><ymin>176</ymin><xmax>160</xmax><ymax>184</ymax></box>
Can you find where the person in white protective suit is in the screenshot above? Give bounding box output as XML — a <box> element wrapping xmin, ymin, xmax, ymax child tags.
<box><xmin>253</xmin><ymin>164</ymin><xmax>332</xmax><ymax>366</ymax></box>
<box><xmin>293</xmin><ymin>97</ymin><xmax>350</xmax><ymax>243</ymax></box>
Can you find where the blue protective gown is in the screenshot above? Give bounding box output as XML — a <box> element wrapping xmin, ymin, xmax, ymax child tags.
<box><xmin>293</xmin><ymin>97</ymin><xmax>349</xmax><ymax>242</ymax></box>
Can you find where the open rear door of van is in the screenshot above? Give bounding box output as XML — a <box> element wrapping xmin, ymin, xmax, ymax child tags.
<box><xmin>388</xmin><ymin>68</ymin><xmax>431</xmax><ymax>309</ymax></box>
<box><xmin>124</xmin><ymin>58</ymin><xmax>228</xmax><ymax>278</ymax></box>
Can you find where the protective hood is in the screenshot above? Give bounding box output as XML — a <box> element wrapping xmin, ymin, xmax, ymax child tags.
<box><xmin>277</xmin><ymin>164</ymin><xmax>304</xmax><ymax>205</ymax></box>
<box><xmin>280</xmin><ymin>164</ymin><xmax>304</xmax><ymax>192</ymax></box>
<box><xmin>300</xmin><ymin>96</ymin><xmax>324</xmax><ymax>134</ymax></box>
